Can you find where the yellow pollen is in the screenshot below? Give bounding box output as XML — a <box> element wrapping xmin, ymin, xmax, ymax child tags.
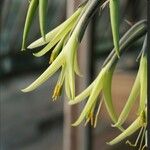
<box><xmin>52</xmin><ymin>84</ymin><xmax>62</xmax><ymax>101</ymax></box>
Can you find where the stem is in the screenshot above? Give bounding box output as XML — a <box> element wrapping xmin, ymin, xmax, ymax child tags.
<box><xmin>103</xmin><ymin>20</ymin><xmax>147</xmax><ymax>68</ymax></box>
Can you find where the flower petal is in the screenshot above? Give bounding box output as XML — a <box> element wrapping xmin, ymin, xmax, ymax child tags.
<box><xmin>33</xmin><ymin>22</ymin><xmax>75</xmax><ymax>57</ymax></box>
<box><xmin>22</xmin><ymin>52</ymin><xmax>64</xmax><ymax>92</ymax></box>
<box><xmin>113</xmin><ymin>71</ymin><xmax>140</xmax><ymax>127</ymax></box>
<box><xmin>108</xmin><ymin>112</ymin><xmax>145</xmax><ymax>145</ymax></box>
<box><xmin>74</xmin><ymin>50</ymin><xmax>83</xmax><ymax>77</ymax></box>
<box><xmin>65</xmin><ymin>73</ymin><xmax>71</xmax><ymax>99</ymax></box>
<box><xmin>28</xmin><ymin>7</ymin><xmax>83</xmax><ymax>49</ymax></box>
<box><xmin>139</xmin><ymin>54</ymin><xmax>147</xmax><ymax>112</ymax></box>
<box><xmin>72</xmin><ymin>70</ymin><xmax>104</xmax><ymax>126</ymax></box>
<box><xmin>49</xmin><ymin>36</ymin><xmax>65</xmax><ymax>63</ymax></box>
<box><xmin>103</xmin><ymin>66</ymin><xmax>117</xmax><ymax>121</ymax></box>
<box><xmin>69</xmin><ymin>82</ymin><xmax>94</xmax><ymax>104</ymax></box>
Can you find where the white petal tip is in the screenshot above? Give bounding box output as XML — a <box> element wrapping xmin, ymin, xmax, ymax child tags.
<box><xmin>111</xmin><ymin>123</ymin><xmax>117</xmax><ymax>127</ymax></box>
<box><xmin>71</xmin><ymin>122</ymin><xmax>78</xmax><ymax>127</ymax></box>
<box><xmin>27</xmin><ymin>44</ymin><xmax>34</xmax><ymax>49</ymax></box>
<box><xmin>21</xmin><ymin>88</ymin><xmax>28</xmax><ymax>92</ymax></box>
<box><xmin>68</xmin><ymin>101</ymin><xmax>75</xmax><ymax>105</ymax></box>
<box><xmin>33</xmin><ymin>53</ymin><xmax>41</xmax><ymax>57</ymax></box>
<box><xmin>106</xmin><ymin>142</ymin><xmax>112</xmax><ymax>145</ymax></box>
<box><xmin>111</xmin><ymin>122</ymin><xmax>120</xmax><ymax>128</ymax></box>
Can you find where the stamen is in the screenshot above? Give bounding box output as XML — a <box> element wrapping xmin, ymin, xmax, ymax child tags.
<box><xmin>126</xmin><ymin>127</ymin><xmax>144</xmax><ymax>147</ymax></box>
<box><xmin>94</xmin><ymin>99</ymin><xmax>103</xmax><ymax>128</ymax></box>
<box><xmin>139</xmin><ymin>127</ymin><xmax>146</xmax><ymax>150</ymax></box>
<box><xmin>52</xmin><ymin>84</ymin><xmax>62</xmax><ymax>101</ymax></box>
<box><xmin>84</xmin><ymin>117</ymin><xmax>90</xmax><ymax>126</ymax></box>
<box><xmin>90</xmin><ymin>113</ymin><xmax>94</xmax><ymax>126</ymax></box>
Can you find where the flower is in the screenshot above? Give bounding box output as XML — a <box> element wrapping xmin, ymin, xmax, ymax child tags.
<box><xmin>69</xmin><ymin>62</ymin><xmax>123</xmax><ymax>130</ymax></box>
<box><xmin>108</xmin><ymin>108</ymin><xmax>147</xmax><ymax>150</ymax></box>
<box><xmin>21</xmin><ymin>0</ymin><xmax>105</xmax><ymax>100</ymax></box>
<box><xmin>22</xmin><ymin>3</ymin><xmax>84</xmax><ymax>100</ymax></box>
<box><xmin>21</xmin><ymin>2</ymin><xmax>91</xmax><ymax>100</ymax></box>
<box><xmin>22</xmin><ymin>30</ymin><xmax>80</xmax><ymax>100</ymax></box>
<box><xmin>113</xmin><ymin>35</ymin><xmax>147</xmax><ymax>128</ymax></box>
<box><xmin>68</xmin><ymin>20</ymin><xmax>147</xmax><ymax>129</ymax></box>
<box><xmin>27</xmin><ymin>4</ymin><xmax>85</xmax><ymax>52</ymax></box>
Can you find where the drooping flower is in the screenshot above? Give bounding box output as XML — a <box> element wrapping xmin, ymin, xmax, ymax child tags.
<box><xmin>22</xmin><ymin>29</ymin><xmax>81</xmax><ymax>100</ymax></box>
<box><xmin>69</xmin><ymin>62</ymin><xmax>123</xmax><ymax>131</ymax></box>
<box><xmin>113</xmin><ymin>35</ymin><xmax>147</xmax><ymax>128</ymax></box>
<box><xmin>21</xmin><ymin>0</ymin><xmax>102</xmax><ymax>100</ymax></box>
<box><xmin>21</xmin><ymin>3</ymin><xmax>87</xmax><ymax>99</ymax></box>
<box><xmin>27</xmin><ymin>4</ymin><xmax>85</xmax><ymax>52</ymax></box>
<box><xmin>108</xmin><ymin>108</ymin><xmax>147</xmax><ymax>150</ymax></box>
<box><xmin>69</xmin><ymin>20</ymin><xmax>147</xmax><ymax>129</ymax></box>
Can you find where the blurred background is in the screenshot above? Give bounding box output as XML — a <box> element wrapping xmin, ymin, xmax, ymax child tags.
<box><xmin>0</xmin><ymin>0</ymin><xmax>147</xmax><ymax>150</ymax></box>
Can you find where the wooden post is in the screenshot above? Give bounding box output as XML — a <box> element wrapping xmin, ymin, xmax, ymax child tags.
<box><xmin>63</xmin><ymin>0</ymin><xmax>93</xmax><ymax>150</ymax></box>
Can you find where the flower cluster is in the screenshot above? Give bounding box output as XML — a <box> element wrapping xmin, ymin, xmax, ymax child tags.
<box><xmin>21</xmin><ymin>0</ymin><xmax>147</xmax><ymax>149</ymax></box>
<box><xmin>22</xmin><ymin>2</ymin><xmax>87</xmax><ymax>100</ymax></box>
<box><xmin>22</xmin><ymin>0</ymin><xmax>102</xmax><ymax>100</ymax></box>
<box><xmin>109</xmin><ymin>35</ymin><xmax>147</xmax><ymax>150</ymax></box>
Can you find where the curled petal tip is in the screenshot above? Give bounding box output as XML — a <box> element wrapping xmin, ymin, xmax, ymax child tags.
<box><xmin>21</xmin><ymin>88</ymin><xmax>29</xmax><ymax>93</ymax></box>
<box><xmin>71</xmin><ymin>122</ymin><xmax>79</xmax><ymax>127</ymax></box>
<box><xmin>32</xmin><ymin>53</ymin><xmax>41</xmax><ymax>57</ymax></box>
<box><xmin>27</xmin><ymin>43</ymin><xmax>33</xmax><ymax>49</ymax></box>
<box><xmin>112</xmin><ymin>123</ymin><xmax>124</xmax><ymax>131</ymax></box>
<box><xmin>68</xmin><ymin>100</ymin><xmax>76</xmax><ymax>105</ymax></box>
<box><xmin>27</xmin><ymin>45</ymin><xmax>32</xmax><ymax>49</ymax></box>
<box><xmin>106</xmin><ymin>142</ymin><xmax>112</xmax><ymax>145</ymax></box>
<box><xmin>111</xmin><ymin>123</ymin><xmax>118</xmax><ymax>127</ymax></box>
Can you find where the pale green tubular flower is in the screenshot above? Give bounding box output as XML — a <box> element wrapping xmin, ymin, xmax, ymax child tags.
<box><xmin>69</xmin><ymin>20</ymin><xmax>147</xmax><ymax>129</ymax></box>
<box><xmin>22</xmin><ymin>29</ymin><xmax>80</xmax><ymax>100</ymax></box>
<box><xmin>69</xmin><ymin>61</ymin><xmax>124</xmax><ymax>130</ymax></box>
<box><xmin>138</xmin><ymin>43</ymin><xmax>147</xmax><ymax>113</ymax></box>
<box><xmin>22</xmin><ymin>0</ymin><xmax>103</xmax><ymax>100</ymax></box>
<box><xmin>21</xmin><ymin>2</ymin><xmax>88</xmax><ymax>100</ymax></box>
<box><xmin>27</xmin><ymin>3</ymin><xmax>86</xmax><ymax>51</ymax></box>
<box><xmin>108</xmin><ymin>108</ymin><xmax>147</xmax><ymax>150</ymax></box>
<box><xmin>113</xmin><ymin>35</ymin><xmax>147</xmax><ymax>128</ymax></box>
